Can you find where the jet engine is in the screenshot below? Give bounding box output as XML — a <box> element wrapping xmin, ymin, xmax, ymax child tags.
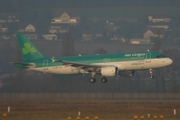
<box><xmin>118</xmin><ymin>71</ymin><xmax>135</xmax><ymax>77</ymax></box>
<box><xmin>101</xmin><ymin>67</ymin><xmax>118</xmax><ymax>76</ymax></box>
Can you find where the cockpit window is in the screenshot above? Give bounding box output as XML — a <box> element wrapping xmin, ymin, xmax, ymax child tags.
<box><xmin>156</xmin><ymin>55</ymin><xmax>166</xmax><ymax>58</ymax></box>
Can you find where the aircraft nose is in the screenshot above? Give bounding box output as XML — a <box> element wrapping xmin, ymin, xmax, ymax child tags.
<box><xmin>166</xmin><ymin>58</ymin><xmax>173</xmax><ymax>65</ymax></box>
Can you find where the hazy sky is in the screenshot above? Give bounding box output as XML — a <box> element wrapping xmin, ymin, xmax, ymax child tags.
<box><xmin>0</xmin><ymin>0</ymin><xmax>180</xmax><ymax>12</ymax></box>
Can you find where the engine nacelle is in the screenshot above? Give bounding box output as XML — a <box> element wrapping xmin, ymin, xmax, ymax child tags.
<box><xmin>101</xmin><ymin>67</ymin><xmax>118</xmax><ymax>77</ymax></box>
<box><xmin>118</xmin><ymin>71</ymin><xmax>135</xmax><ymax>77</ymax></box>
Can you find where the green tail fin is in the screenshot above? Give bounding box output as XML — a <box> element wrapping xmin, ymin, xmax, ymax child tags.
<box><xmin>16</xmin><ymin>34</ymin><xmax>46</xmax><ymax>61</ymax></box>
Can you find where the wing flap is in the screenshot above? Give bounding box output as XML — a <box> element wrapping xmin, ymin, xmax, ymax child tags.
<box><xmin>55</xmin><ymin>60</ymin><xmax>100</xmax><ymax>67</ymax></box>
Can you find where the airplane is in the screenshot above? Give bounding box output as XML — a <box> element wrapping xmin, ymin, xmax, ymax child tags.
<box><xmin>13</xmin><ymin>34</ymin><xmax>173</xmax><ymax>83</ymax></box>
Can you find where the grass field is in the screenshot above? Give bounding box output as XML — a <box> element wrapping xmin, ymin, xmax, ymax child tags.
<box><xmin>0</xmin><ymin>99</ymin><xmax>180</xmax><ymax>120</ymax></box>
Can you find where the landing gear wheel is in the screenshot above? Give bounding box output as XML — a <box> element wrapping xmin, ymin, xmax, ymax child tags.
<box><xmin>89</xmin><ymin>78</ymin><xmax>96</xmax><ymax>83</ymax></box>
<box><xmin>150</xmin><ymin>75</ymin><xmax>154</xmax><ymax>79</ymax></box>
<box><xmin>101</xmin><ymin>77</ymin><xmax>108</xmax><ymax>83</ymax></box>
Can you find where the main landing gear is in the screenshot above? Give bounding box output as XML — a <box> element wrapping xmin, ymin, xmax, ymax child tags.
<box><xmin>89</xmin><ymin>78</ymin><xmax>96</xmax><ymax>83</ymax></box>
<box><xmin>101</xmin><ymin>77</ymin><xmax>108</xmax><ymax>83</ymax></box>
<box><xmin>89</xmin><ymin>72</ymin><xmax>108</xmax><ymax>83</ymax></box>
<box><xmin>89</xmin><ymin>77</ymin><xmax>108</xmax><ymax>83</ymax></box>
<box><xmin>149</xmin><ymin>69</ymin><xmax>154</xmax><ymax>79</ymax></box>
<box><xmin>89</xmin><ymin>72</ymin><xmax>96</xmax><ymax>83</ymax></box>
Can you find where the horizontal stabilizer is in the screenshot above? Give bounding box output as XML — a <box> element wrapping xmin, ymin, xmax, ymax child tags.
<box><xmin>11</xmin><ymin>62</ymin><xmax>36</xmax><ymax>68</ymax></box>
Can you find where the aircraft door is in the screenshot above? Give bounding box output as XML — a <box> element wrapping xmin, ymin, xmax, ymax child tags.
<box><xmin>146</xmin><ymin>53</ymin><xmax>151</xmax><ymax>63</ymax></box>
<box><xmin>43</xmin><ymin>60</ymin><xmax>48</xmax><ymax>70</ymax></box>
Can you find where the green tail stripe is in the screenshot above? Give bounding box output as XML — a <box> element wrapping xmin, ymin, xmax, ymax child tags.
<box><xmin>16</xmin><ymin>34</ymin><xmax>46</xmax><ymax>61</ymax></box>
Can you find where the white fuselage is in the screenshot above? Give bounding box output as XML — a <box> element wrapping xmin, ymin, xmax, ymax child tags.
<box><xmin>28</xmin><ymin>58</ymin><xmax>172</xmax><ymax>75</ymax></box>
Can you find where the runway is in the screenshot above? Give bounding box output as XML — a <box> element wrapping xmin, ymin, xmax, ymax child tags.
<box><xmin>0</xmin><ymin>99</ymin><xmax>179</xmax><ymax>120</ymax></box>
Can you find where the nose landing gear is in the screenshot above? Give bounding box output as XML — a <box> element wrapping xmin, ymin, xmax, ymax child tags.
<box><xmin>149</xmin><ymin>69</ymin><xmax>154</xmax><ymax>79</ymax></box>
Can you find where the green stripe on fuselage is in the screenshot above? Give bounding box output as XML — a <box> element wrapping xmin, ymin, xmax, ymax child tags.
<box><xmin>24</xmin><ymin>51</ymin><xmax>166</xmax><ymax>68</ymax></box>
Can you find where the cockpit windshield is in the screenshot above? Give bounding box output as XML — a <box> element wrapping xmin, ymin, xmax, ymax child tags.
<box><xmin>156</xmin><ymin>54</ymin><xmax>166</xmax><ymax>58</ymax></box>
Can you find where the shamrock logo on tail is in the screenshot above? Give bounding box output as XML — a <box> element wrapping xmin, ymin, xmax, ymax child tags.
<box><xmin>22</xmin><ymin>43</ymin><xmax>36</xmax><ymax>55</ymax></box>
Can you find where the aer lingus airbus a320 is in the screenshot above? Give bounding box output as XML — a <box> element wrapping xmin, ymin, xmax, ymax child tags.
<box><xmin>13</xmin><ymin>34</ymin><xmax>172</xmax><ymax>83</ymax></box>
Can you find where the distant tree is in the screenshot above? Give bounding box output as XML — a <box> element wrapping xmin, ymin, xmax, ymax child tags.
<box><xmin>152</xmin><ymin>37</ymin><xmax>163</xmax><ymax>51</ymax></box>
<box><xmin>150</xmin><ymin>30</ymin><xmax>165</xmax><ymax>92</ymax></box>
<box><xmin>9</xmin><ymin>0</ymin><xmax>20</xmax><ymax>12</ymax></box>
<box><xmin>36</xmin><ymin>22</ymin><xmax>50</xmax><ymax>35</ymax></box>
<box><xmin>8</xmin><ymin>22</ymin><xmax>18</xmax><ymax>38</ymax></box>
<box><xmin>20</xmin><ymin>9</ymin><xmax>35</xmax><ymax>22</ymax></box>
<box><xmin>170</xmin><ymin>16</ymin><xmax>180</xmax><ymax>29</ymax></box>
<box><xmin>62</xmin><ymin>31</ymin><xmax>75</xmax><ymax>56</ymax></box>
<box><xmin>32</xmin><ymin>10</ymin><xmax>38</xmax><ymax>21</ymax></box>
<box><xmin>0</xmin><ymin>42</ymin><xmax>15</xmax><ymax>74</ymax></box>
<box><xmin>42</xmin><ymin>9</ymin><xmax>53</xmax><ymax>23</ymax></box>
<box><xmin>11</xmin><ymin>42</ymin><xmax>24</xmax><ymax>92</ymax></box>
<box><xmin>133</xmin><ymin>17</ymin><xmax>149</xmax><ymax>37</ymax></box>
<box><xmin>116</xmin><ymin>21</ymin><xmax>134</xmax><ymax>39</ymax></box>
<box><xmin>69</xmin><ymin>26</ymin><xmax>82</xmax><ymax>40</ymax></box>
<box><xmin>168</xmin><ymin>76</ymin><xmax>180</xmax><ymax>93</ymax></box>
<box><xmin>93</xmin><ymin>48</ymin><xmax>107</xmax><ymax>54</ymax></box>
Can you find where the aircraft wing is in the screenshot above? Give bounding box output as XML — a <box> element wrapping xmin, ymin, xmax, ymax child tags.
<box><xmin>55</xmin><ymin>60</ymin><xmax>114</xmax><ymax>72</ymax></box>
